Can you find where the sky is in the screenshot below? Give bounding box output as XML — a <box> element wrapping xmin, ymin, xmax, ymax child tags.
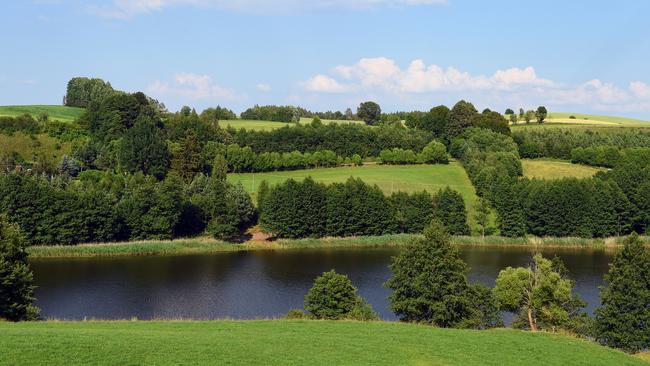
<box><xmin>2</xmin><ymin>0</ymin><xmax>650</xmax><ymax>118</ymax></box>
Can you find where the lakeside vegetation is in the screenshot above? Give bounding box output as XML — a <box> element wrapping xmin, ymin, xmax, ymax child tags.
<box><xmin>1</xmin><ymin>320</ymin><xmax>644</xmax><ymax>366</ymax></box>
<box><xmin>26</xmin><ymin>234</ymin><xmax>650</xmax><ymax>258</ymax></box>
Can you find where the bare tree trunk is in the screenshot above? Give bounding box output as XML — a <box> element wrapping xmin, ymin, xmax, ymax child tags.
<box><xmin>527</xmin><ymin>308</ymin><xmax>537</xmax><ymax>332</ymax></box>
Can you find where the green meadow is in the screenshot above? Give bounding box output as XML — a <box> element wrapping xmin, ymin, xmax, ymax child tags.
<box><xmin>0</xmin><ymin>105</ymin><xmax>84</xmax><ymax>123</ymax></box>
<box><xmin>522</xmin><ymin>159</ymin><xmax>605</xmax><ymax>180</ymax></box>
<box><xmin>512</xmin><ymin>112</ymin><xmax>650</xmax><ymax>129</ymax></box>
<box><xmin>0</xmin><ymin>320</ymin><xmax>644</xmax><ymax>366</ymax></box>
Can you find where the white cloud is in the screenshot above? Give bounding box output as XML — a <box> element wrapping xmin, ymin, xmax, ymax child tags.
<box><xmin>301</xmin><ymin>57</ymin><xmax>650</xmax><ymax>114</ymax></box>
<box><xmin>146</xmin><ymin>72</ymin><xmax>243</xmax><ymax>102</ymax></box>
<box><xmin>256</xmin><ymin>83</ymin><xmax>271</xmax><ymax>92</ymax></box>
<box><xmin>300</xmin><ymin>74</ymin><xmax>354</xmax><ymax>93</ymax></box>
<box><xmin>89</xmin><ymin>0</ymin><xmax>446</xmax><ymax>19</ymax></box>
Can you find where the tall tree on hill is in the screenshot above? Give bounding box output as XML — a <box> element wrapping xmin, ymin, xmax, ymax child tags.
<box><xmin>535</xmin><ymin>106</ymin><xmax>548</xmax><ymax>123</ymax></box>
<box><xmin>447</xmin><ymin>100</ymin><xmax>478</xmax><ymax>138</ymax></box>
<box><xmin>595</xmin><ymin>234</ymin><xmax>650</xmax><ymax>352</ymax></box>
<box><xmin>65</xmin><ymin>77</ymin><xmax>115</xmax><ymax>108</ymax></box>
<box><xmin>118</xmin><ymin>115</ymin><xmax>170</xmax><ymax>179</ymax></box>
<box><xmin>171</xmin><ymin>130</ymin><xmax>203</xmax><ymax>182</ymax></box>
<box><xmin>420</xmin><ymin>105</ymin><xmax>450</xmax><ymax>138</ymax></box>
<box><xmin>357</xmin><ymin>101</ymin><xmax>381</xmax><ymax>126</ymax></box>
<box><xmin>0</xmin><ymin>215</ymin><xmax>39</xmax><ymax>321</ymax></box>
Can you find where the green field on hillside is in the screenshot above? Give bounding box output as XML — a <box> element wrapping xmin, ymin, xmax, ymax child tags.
<box><xmin>522</xmin><ymin>159</ymin><xmax>605</xmax><ymax>180</ymax></box>
<box><xmin>512</xmin><ymin>112</ymin><xmax>650</xmax><ymax>129</ymax></box>
<box><xmin>0</xmin><ymin>320</ymin><xmax>643</xmax><ymax>366</ymax></box>
<box><xmin>0</xmin><ymin>105</ymin><xmax>84</xmax><ymax>123</ymax></box>
<box><xmin>229</xmin><ymin>162</ymin><xmax>476</xmax><ymax>202</ymax></box>
<box><xmin>0</xmin><ymin>133</ymin><xmax>73</xmax><ymax>163</ymax></box>
<box><xmin>221</xmin><ymin>117</ymin><xmax>364</xmax><ymax>131</ymax></box>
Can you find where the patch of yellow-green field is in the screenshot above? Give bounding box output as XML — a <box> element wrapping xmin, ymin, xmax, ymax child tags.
<box><xmin>0</xmin><ymin>105</ymin><xmax>84</xmax><ymax>123</ymax></box>
<box><xmin>0</xmin><ymin>320</ymin><xmax>644</xmax><ymax>366</ymax></box>
<box><xmin>0</xmin><ymin>133</ymin><xmax>73</xmax><ymax>163</ymax></box>
<box><xmin>522</xmin><ymin>159</ymin><xmax>605</xmax><ymax>180</ymax></box>
<box><xmin>221</xmin><ymin>118</ymin><xmax>364</xmax><ymax>131</ymax></box>
<box><xmin>512</xmin><ymin>112</ymin><xmax>650</xmax><ymax>129</ymax></box>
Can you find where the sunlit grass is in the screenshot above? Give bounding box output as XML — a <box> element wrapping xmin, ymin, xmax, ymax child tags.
<box><xmin>522</xmin><ymin>159</ymin><xmax>605</xmax><ymax>180</ymax></box>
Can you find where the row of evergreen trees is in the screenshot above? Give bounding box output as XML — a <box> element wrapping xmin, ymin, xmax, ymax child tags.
<box><xmin>258</xmin><ymin>177</ymin><xmax>469</xmax><ymax>238</ymax></box>
<box><xmin>0</xmin><ymin>170</ymin><xmax>256</xmax><ymax>245</ymax></box>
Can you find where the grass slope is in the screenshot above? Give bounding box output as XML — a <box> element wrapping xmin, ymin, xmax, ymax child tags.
<box><xmin>522</xmin><ymin>159</ymin><xmax>605</xmax><ymax>180</ymax></box>
<box><xmin>221</xmin><ymin>117</ymin><xmax>364</xmax><ymax>131</ymax></box>
<box><xmin>0</xmin><ymin>320</ymin><xmax>644</xmax><ymax>366</ymax></box>
<box><xmin>512</xmin><ymin>112</ymin><xmax>650</xmax><ymax>129</ymax></box>
<box><xmin>0</xmin><ymin>133</ymin><xmax>73</xmax><ymax>162</ymax></box>
<box><xmin>0</xmin><ymin>105</ymin><xmax>84</xmax><ymax>123</ymax></box>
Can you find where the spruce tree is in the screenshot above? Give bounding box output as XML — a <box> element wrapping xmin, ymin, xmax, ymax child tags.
<box><xmin>432</xmin><ymin>187</ymin><xmax>470</xmax><ymax>235</ymax></box>
<box><xmin>0</xmin><ymin>215</ymin><xmax>39</xmax><ymax>321</ymax></box>
<box><xmin>170</xmin><ymin>130</ymin><xmax>203</xmax><ymax>182</ymax></box>
<box><xmin>385</xmin><ymin>221</ymin><xmax>498</xmax><ymax>328</ymax></box>
<box><xmin>595</xmin><ymin>234</ymin><xmax>650</xmax><ymax>352</ymax></box>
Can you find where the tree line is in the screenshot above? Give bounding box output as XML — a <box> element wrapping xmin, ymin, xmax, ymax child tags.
<box><xmin>0</xmin><ymin>169</ymin><xmax>256</xmax><ymax>245</ymax></box>
<box><xmin>258</xmin><ymin>177</ymin><xmax>469</xmax><ymax>238</ymax></box>
<box><xmin>513</xmin><ymin>128</ymin><xmax>650</xmax><ymax>160</ymax></box>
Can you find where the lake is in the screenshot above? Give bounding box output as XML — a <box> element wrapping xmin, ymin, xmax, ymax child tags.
<box><xmin>30</xmin><ymin>246</ymin><xmax>613</xmax><ymax>320</ymax></box>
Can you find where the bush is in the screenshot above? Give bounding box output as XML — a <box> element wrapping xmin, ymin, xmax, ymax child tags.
<box><xmin>417</xmin><ymin>140</ymin><xmax>448</xmax><ymax>164</ymax></box>
<box><xmin>304</xmin><ymin>270</ymin><xmax>377</xmax><ymax>320</ymax></box>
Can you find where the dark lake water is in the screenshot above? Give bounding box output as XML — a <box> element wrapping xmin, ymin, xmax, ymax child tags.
<box><xmin>30</xmin><ymin>246</ymin><xmax>613</xmax><ymax>320</ymax></box>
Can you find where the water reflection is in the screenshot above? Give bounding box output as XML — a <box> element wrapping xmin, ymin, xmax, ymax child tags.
<box><xmin>30</xmin><ymin>246</ymin><xmax>613</xmax><ymax>320</ymax></box>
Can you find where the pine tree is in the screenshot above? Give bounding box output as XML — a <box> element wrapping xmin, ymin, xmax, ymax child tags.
<box><xmin>385</xmin><ymin>221</ymin><xmax>498</xmax><ymax>328</ymax></box>
<box><xmin>171</xmin><ymin>130</ymin><xmax>203</xmax><ymax>182</ymax></box>
<box><xmin>432</xmin><ymin>187</ymin><xmax>470</xmax><ymax>235</ymax></box>
<box><xmin>0</xmin><ymin>215</ymin><xmax>39</xmax><ymax>321</ymax></box>
<box><xmin>595</xmin><ymin>234</ymin><xmax>650</xmax><ymax>352</ymax></box>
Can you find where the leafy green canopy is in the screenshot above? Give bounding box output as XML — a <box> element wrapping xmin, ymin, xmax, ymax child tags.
<box><xmin>385</xmin><ymin>221</ymin><xmax>500</xmax><ymax>328</ymax></box>
<box><xmin>304</xmin><ymin>270</ymin><xmax>377</xmax><ymax>321</ymax></box>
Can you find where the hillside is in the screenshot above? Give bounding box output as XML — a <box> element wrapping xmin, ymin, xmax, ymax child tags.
<box><xmin>0</xmin><ymin>320</ymin><xmax>643</xmax><ymax>366</ymax></box>
<box><xmin>0</xmin><ymin>105</ymin><xmax>84</xmax><ymax>123</ymax></box>
<box><xmin>513</xmin><ymin>112</ymin><xmax>650</xmax><ymax>129</ymax></box>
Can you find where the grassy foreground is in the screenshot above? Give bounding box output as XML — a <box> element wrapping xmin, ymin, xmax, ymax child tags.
<box><xmin>27</xmin><ymin>234</ymin><xmax>650</xmax><ymax>258</ymax></box>
<box><xmin>0</xmin><ymin>320</ymin><xmax>644</xmax><ymax>366</ymax></box>
<box><xmin>0</xmin><ymin>105</ymin><xmax>84</xmax><ymax>123</ymax></box>
<box><xmin>522</xmin><ymin>159</ymin><xmax>605</xmax><ymax>180</ymax></box>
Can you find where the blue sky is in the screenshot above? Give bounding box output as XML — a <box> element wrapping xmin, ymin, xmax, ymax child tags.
<box><xmin>2</xmin><ymin>0</ymin><xmax>650</xmax><ymax>117</ymax></box>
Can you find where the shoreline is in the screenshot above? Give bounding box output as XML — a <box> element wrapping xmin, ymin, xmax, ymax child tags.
<box><xmin>26</xmin><ymin>234</ymin><xmax>650</xmax><ymax>259</ymax></box>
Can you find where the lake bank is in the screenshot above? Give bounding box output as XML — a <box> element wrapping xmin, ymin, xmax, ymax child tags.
<box><xmin>27</xmin><ymin>234</ymin><xmax>650</xmax><ymax>258</ymax></box>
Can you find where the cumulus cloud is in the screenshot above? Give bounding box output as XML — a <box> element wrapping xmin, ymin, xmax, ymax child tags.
<box><xmin>300</xmin><ymin>74</ymin><xmax>354</xmax><ymax>93</ymax></box>
<box><xmin>90</xmin><ymin>0</ymin><xmax>447</xmax><ymax>19</ymax></box>
<box><xmin>302</xmin><ymin>57</ymin><xmax>650</xmax><ymax>114</ymax></box>
<box><xmin>146</xmin><ymin>72</ymin><xmax>243</xmax><ymax>102</ymax></box>
<box><xmin>256</xmin><ymin>83</ymin><xmax>272</xmax><ymax>92</ymax></box>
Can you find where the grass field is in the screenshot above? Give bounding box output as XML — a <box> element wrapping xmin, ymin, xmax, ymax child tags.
<box><xmin>522</xmin><ymin>159</ymin><xmax>605</xmax><ymax>180</ymax></box>
<box><xmin>0</xmin><ymin>320</ymin><xmax>644</xmax><ymax>365</ymax></box>
<box><xmin>0</xmin><ymin>132</ymin><xmax>73</xmax><ymax>163</ymax></box>
<box><xmin>512</xmin><ymin>112</ymin><xmax>650</xmax><ymax>129</ymax></box>
<box><xmin>0</xmin><ymin>105</ymin><xmax>84</xmax><ymax>123</ymax></box>
<box><xmin>221</xmin><ymin>117</ymin><xmax>364</xmax><ymax>131</ymax></box>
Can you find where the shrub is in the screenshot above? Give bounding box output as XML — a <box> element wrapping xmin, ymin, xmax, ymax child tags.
<box><xmin>304</xmin><ymin>270</ymin><xmax>377</xmax><ymax>320</ymax></box>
